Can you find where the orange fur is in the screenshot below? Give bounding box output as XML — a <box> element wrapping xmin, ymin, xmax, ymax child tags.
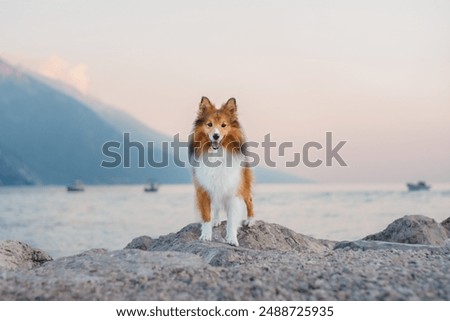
<box><xmin>194</xmin><ymin>180</ymin><xmax>212</xmax><ymax>222</ymax></box>
<box><xmin>239</xmin><ymin>167</ymin><xmax>254</xmax><ymax>218</ymax></box>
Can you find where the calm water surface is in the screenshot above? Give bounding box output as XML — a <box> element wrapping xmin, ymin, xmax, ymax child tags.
<box><xmin>1</xmin><ymin>183</ymin><xmax>449</xmax><ymax>257</ymax></box>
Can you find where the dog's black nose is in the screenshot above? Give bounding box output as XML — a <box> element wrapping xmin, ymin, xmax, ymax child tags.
<box><xmin>213</xmin><ymin>133</ymin><xmax>220</xmax><ymax>140</ymax></box>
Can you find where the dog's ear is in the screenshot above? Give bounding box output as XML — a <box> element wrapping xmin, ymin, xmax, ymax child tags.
<box><xmin>199</xmin><ymin>96</ymin><xmax>213</xmax><ymax>114</ymax></box>
<box><xmin>222</xmin><ymin>97</ymin><xmax>237</xmax><ymax>115</ymax></box>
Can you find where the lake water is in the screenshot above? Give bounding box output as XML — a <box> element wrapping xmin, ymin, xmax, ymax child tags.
<box><xmin>1</xmin><ymin>183</ymin><xmax>450</xmax><ymax>258</ymax></box>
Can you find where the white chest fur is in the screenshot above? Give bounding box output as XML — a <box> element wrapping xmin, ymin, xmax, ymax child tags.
<box><xmin>193</xmin><ymin>150</ymin><xmax>243</xmax><ymax>201</ymax></box>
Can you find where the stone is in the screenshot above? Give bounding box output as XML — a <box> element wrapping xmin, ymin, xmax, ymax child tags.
<box><xmin>124</xmin><ymin>235</ymin><xmax>154</xmax><ymax>250</ymax></box>
<box><xmin>125</xmin><ymin>220</ymin><xmax>335</xmax><ymax>266</ymax></box>
<box><xmin>0</xmin><ymin>249</ymin><xmax>212</xmax><ymax>300</ymax></box>
<box><xmin>363</xmin><ymin>215</ymin><xmax>449</xmax><ymax>246</ymax></box>
<box><xmin>441</xmin><ymin>217</ymin><xmax>450</xmax><ymax>236</ymax></box>
<box><xmin>0</xmin><ymin>240</ymin><xmax>52</xmax><ymax>271</ymax></box>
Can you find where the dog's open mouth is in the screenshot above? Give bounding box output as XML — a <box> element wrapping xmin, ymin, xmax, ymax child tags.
<box><xmin>211</xmin><ymin>142</ymin><xmax>220</xmax><ymax>150</ymax></box>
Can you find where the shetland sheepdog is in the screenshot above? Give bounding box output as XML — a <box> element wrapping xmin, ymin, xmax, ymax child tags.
<box><xmin>189</xmin><ymin>97</ymin><xmax>254</xmax><ymax>246</ymax></box>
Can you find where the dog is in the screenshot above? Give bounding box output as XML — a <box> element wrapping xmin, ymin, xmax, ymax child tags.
<box><xmin>188</xmin><ymin>97</ymin><xmax>254</xmax><ymax>246</ymax></box>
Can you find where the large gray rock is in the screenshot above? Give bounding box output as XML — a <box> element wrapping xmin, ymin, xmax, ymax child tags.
<box><xmin>1</xmin><ymin>216</ymin><xmax>450</xmax><ymax>300</ymax></box>
<box><xmin>1</xmin><ymin>243</ymin><xmax>450</xmax><ymax>300</ymax></box>
<box><xmin>0</xmin><ymin>249</ymin><xmax>217</xmax><ymax>300</ymax></box>
<box><xmin>125</xmin><ymin>221</ymin><xmax>335</xmax><ymax>266</ymax></box>
<box><xmin>0</xmin><ymin>240</ymin><xmax>53</xmax><ymax>271</ymax></box>
<box><xmin>363</xmin><ymin>215</ymin><xmax>449</xmax><ymax>246</ymax></box>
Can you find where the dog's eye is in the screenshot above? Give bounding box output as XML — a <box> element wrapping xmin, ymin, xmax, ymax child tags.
<box><xmin>221</xmin><ymin>123</ymin><xmax>227</xmax><ymax>128</ymax></box>
<box><xmin>207</xmin><ymin>122</ymin><xmax>212</xmax><ymax>127</ymax></box>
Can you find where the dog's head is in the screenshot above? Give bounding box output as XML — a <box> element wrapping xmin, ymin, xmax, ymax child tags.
<box><xmin>194</xmin><ymin>97</ymin><xmax>240</xmax><ymax>151</ymax></box>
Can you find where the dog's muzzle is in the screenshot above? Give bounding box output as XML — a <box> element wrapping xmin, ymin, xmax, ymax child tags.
<box><xmin>211</xmin><ymin>133</ymin><xmax>221</xmax><ymax>150</ymax></box>
<box><xmin>211</xmin><ymin>141</ymin><xmax>220</xmax><ymax>150</ymax></box>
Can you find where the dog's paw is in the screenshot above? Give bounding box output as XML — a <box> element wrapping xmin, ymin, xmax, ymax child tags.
<box><xmin>213</xmin><ymin>219</ymin><xmax>222</xmax><ymax>227</ymax></box>
<box><xmin>242</xmin><ymin>218</ymin><xmax>254</xmax><ymax>228</ymax></box>
<box><xmin>200</xmin><ymin>222</ymin><xmax>212</xmax><ymax>241</ymax></box>
<box><xmin>199</xmin><ymin>233</ymin><xmax>212</xmax><ymax>242</ymax></box>
<box><xmin>226</xmin><ymin>237</ymin><xmax>239</xmax><ymax>247</ymax></box>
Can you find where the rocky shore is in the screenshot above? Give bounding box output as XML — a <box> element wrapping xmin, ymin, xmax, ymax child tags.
<box><xmin>1</xmin><ymin>215</ymin><xmax>449</xmax><ymax>300</ymax></box>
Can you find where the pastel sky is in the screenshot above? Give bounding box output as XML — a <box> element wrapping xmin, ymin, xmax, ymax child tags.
<box><xmin>1</xmin><ymin>0</ymin><xmax>449</xmax><ymax>182</ymax></box>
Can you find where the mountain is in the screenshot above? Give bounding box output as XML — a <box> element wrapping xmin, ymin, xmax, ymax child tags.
<box><xmin>0</xmin><ymin>143</ymin><xmax>38</xmax><ymax>185</ymax></box>
<box><xmin>0</xmin><ymin>58</ymin><xmax>308</xmax><ymax>185</ymax></box>
<box><xmin>0</xmin><ymin>58</ymin><xmax>189</xmax><ymax>184</ymax></box>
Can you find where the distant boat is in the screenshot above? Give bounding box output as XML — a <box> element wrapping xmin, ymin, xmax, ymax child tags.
<box><xmin>67</xmin><ymin>180</ymin><xmax>85</xmax><ymax>192</ymax></box>
<box><xmin>407</xmin><ymin>181</ymin><xmax>430</xmax><ymax>191</ymax></box>
<box><xmin>144</xmin><ymin>181</ymin><xmax>159</xmax><ymax>192</ymax></box>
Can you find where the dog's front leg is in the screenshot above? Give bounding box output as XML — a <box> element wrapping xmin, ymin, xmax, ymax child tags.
<box><xmin>225</xmin><ymin>196</ymin><xmax>245</xmax><ymax>246</ymax></box>
<box><xmin>212</xmin><ymin>204</ymin><xmax>221</xmax><ymax>227</ymax></box>
<box><xmin>200</xmin><ymin>221</ymin><xmax>212</xmax><ymax>241</ymax></box>
<box><xmin>196</xmin><ymin>185</ymin><xmax>212</xmax><ymax>241</ymax></box>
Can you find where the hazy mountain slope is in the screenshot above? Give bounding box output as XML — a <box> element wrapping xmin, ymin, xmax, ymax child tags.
<box><xmin>0</xmin><ymin>144</ymin><xmax>38</xmax><ymax>185</ymax></box>
<box><xmin>0</xmin><ymin>59</ymin><xmax>189</xmax><ymax>184</ymax></box>
<box><xmin>87</xmin><ymin>100</ymin><xmax>169</xmax><ymax>146</ymax></box>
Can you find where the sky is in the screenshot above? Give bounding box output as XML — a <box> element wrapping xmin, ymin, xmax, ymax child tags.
<box><xmin>1</xmin><ymin>0</ymin><xmax>449</xmax><ymax>182</ymax></box>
